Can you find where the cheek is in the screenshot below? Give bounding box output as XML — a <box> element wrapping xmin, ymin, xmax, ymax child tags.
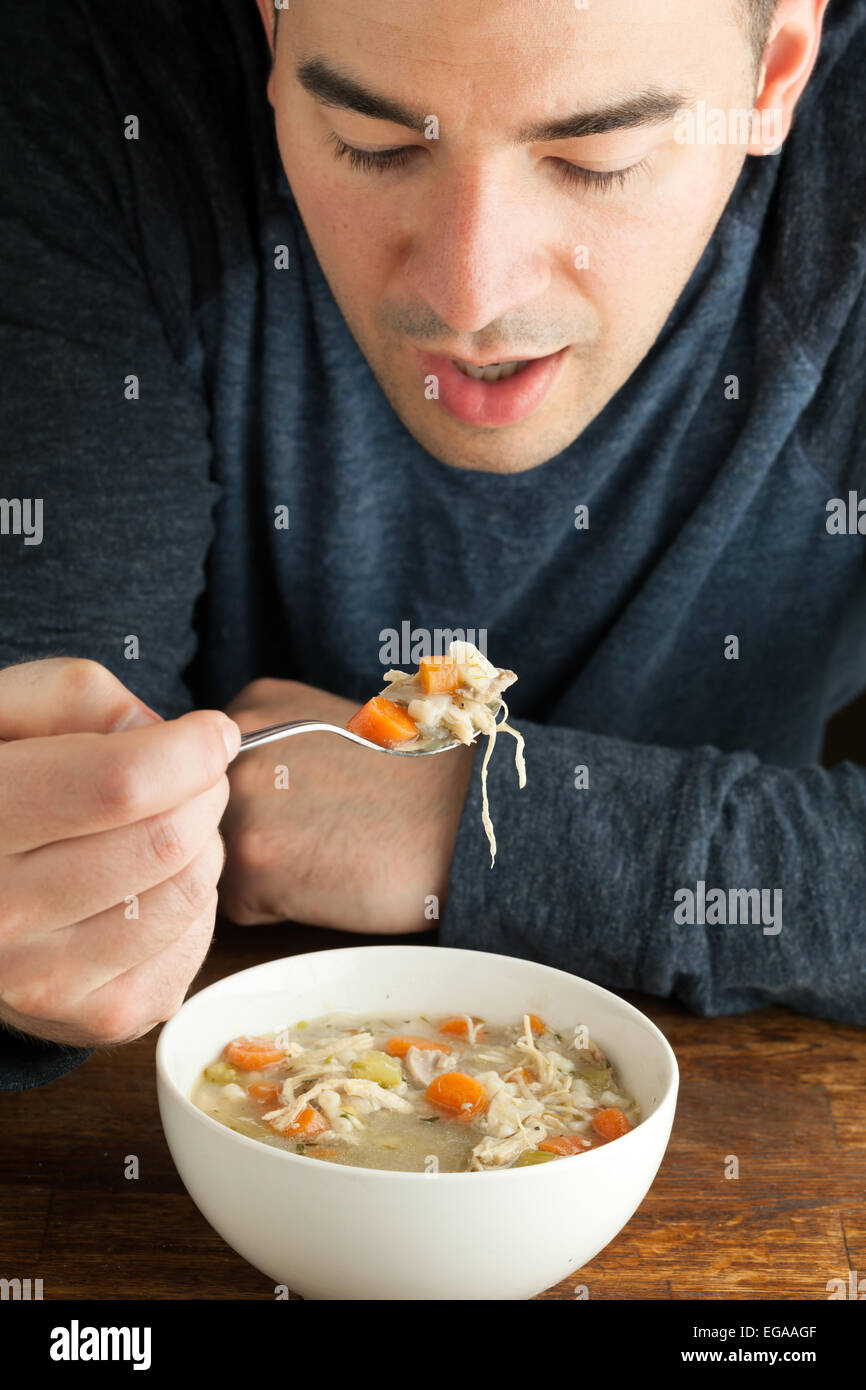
<box><xmin>573</xmin><ymin>152</ymin><xmax>737</xmax><ymax>319</ymax></box>
<box><xmin>274</xmin><ymin>109</ymin><xmax>397</xmax><ymax>258</ymax></box>
<box><xmin>280</xmin><ymin>153</ymin><xmax>398</xmax><ymax>283</ymax></box>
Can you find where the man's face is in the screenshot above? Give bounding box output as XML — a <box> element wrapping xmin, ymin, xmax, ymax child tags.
<box><xmin>261</xmin><ymin>0</ymin><xmax>761</xmax><ymax>474</ymax></box>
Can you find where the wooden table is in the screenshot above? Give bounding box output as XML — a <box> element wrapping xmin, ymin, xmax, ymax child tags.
<box><xmin>2</xmin><ymin>919</ymin><xmax>863</xmax><ymax>1301</ymax></box>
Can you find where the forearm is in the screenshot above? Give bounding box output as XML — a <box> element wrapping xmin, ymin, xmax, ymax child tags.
<box><xmin>440</xmin><ymin>717</ymin><xmax>866</xmax><ymax>1024</ymax></box>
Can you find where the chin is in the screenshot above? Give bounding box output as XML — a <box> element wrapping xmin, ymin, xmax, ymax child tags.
<box><xmin>401</xmin><ymin>410</ymin><xmax>575</xmax><ymax>474</ymax></box>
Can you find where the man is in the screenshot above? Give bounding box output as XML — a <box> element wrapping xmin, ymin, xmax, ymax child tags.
<box><xmin>1</xmin><ymin>0</ymin><xmax>864</xmax><ymax>1092</ymax></box>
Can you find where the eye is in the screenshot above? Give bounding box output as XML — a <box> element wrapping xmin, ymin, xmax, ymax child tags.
<box><xmin>553</xmin><ymin>154</ymin><xmax>652</xmax><ymax>193</ymax></box>
<box><xmin>326</xmin><ymin>131</ymin><xmax>653</xmax><ymax>192</ymax></box>
<box><xmin>328</xmin><ymin>133</ymin><xmax>418</xmax><ymax>173</ymax></box>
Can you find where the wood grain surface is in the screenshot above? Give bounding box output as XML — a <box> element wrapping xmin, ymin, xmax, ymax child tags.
<box><xmin>1</xmin><ymin>920</ymin><xmax>863</xmax><ymax>1301</ymax></box>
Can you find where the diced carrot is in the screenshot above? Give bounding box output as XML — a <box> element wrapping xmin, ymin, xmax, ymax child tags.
<box><xmin>538</xmin><ymin>1134</ymin><xmax>592</xmax><ymax>1156</ymax></box>
<box><xmin>425</xmin><ymin>1072</ymin><xmax>487</xmax><ymax>1123</ymax></box>
<box><xmin>384</xmin><ymin>1034</ymin><xmax>452</xmax><ymax>1058</ymax></box>
<box><xmin>526</xmin><ymin>1014</ymin><xmax>546</xmax><ymax>1034</ymax></box>
<box><xmin>592</xmin><ymin>1107</ymin><xmax>631</xmax><ymax>1142</ymax></box>
<box><xmin>247</xmin><ymin>1082</ymin><xmax>281</xmax><ymax>1105</ymax></box>
<box><xmin>419</xmin><ymin>655</ymin><xmax>459</xmax><ymax>695</ymax></box>
<box><xmin>438</xmin><ymin>1015</ymin><xmax>486</xmax><ymax>1040</ymax></box>
<box><xmin>269</xmin><ymin>1105</ymin><xmax>329</xmax><ymax>1139</ymax></box>
<box><xmin>308</xmin><ymin>1147</ymin><xmax>339</xmax><ymax>1160</ymax></box>
<box><xmin>346</xmin><ymin>697</ymin><xmax>418</xmax><ymax>748</ymax></box>
<box><xmin>224</xmin><ymin>1035</ymin><xmax>286</xmax><ymax>1071</ymax></box>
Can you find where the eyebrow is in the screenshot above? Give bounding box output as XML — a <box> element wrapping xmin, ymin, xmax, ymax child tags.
<box><xmin>296</xmin><ymin>57</ymin><xmax>691</xmax><ymax>142</ymax></box>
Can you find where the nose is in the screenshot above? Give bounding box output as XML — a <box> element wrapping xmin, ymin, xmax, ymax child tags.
<box><xmin>405</xmin><ymin>158</ymin><xmax>552</xmax><ymax>335</ymax></box>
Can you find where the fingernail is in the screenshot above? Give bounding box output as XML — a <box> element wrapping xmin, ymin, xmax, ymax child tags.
<box><xmin>114</xmin><ymin>706</ymin><xmax>162</xmax><ymax>731</ymax></box>
<box><xmin>221</xmin><ymin>717</ymin><xmax>242</xmax><ymax>763</ymax></box>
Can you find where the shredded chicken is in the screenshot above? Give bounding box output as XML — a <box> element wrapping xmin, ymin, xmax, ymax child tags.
<box><xmin>271</xmin><ymin>1032</ymin><xmax>309</xmax><ymax>1058</ymax></box>
<box><xmin>339</xmin><ymin>1079</ymin><xmax>414</xmax><ymax>1112</ymax></box>
<box><xmin>264</xmin><ymin>1074</ymin><xmax>412</xmax><ymax>1133</ymax></box>
<box><xmin>483</xmin><ymin>1086</ymin><xmax>544</xmax><ymax>1138</ymax></box>
<box><xmin>380</xmin><ymin>640</ymin><xmax>526</xmax><ymax>866</ymax></box>
<box><xmin>515</xmin><ymin>1014</ymin><xmax>576</xmax><ymax>1089</ymax></box>
<box><xmin>404</xmin><ymin>1045</ymin><xmax>457</xmax><ymax>1088</ymax></box>
<box><xmin>473</xmin><ymin>1069</ymin><xmax>510</xmax><ymax>1102</ymax></box>
<box><xmin>278</xmin><ymin>1066</ymin><xmax>347</xmax><ymax>1104</ymax></box>
<box><xmin>470</xmin><ymin>1116</ymin><xmax>547</xmax><ymax>1170</ymax></box>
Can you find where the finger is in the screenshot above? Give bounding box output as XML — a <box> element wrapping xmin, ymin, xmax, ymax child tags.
<box><xmin>0</xmin><ymin>893</ymin><xmax>219</xmax><ymax>1049</ymax></box>
<box><xmin>0</xmin><ymin>657</ymin><xmax>161</xmax><ymax>739</ymax></box>
<box><xmin>0</xmin><ymin>831</ymin><xmax>226</xmax><ymax>1018</ymax></box>
<box><xmin>83</xmin><ymin>899</ymin><xmax>218</xmax><ymax>1045</ymax></box>
<box><xmin>5</xmin><ymin>777</ymin><xmax>229</xmax><ymax>934</ymax></box>
<box><xmin>0</xmin><ymin>709</ymin><xmax>240</xmax><ymax>854</ymax></box>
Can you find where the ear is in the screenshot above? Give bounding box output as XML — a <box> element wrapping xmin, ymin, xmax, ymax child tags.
<box><xmin>254</xmin><ymin>0</ymin><xmax>278</xmax><ymax>109</ymax></box>
<box><xmin>747</xmin><ymin>0</ymin><xmax>830</xmax><ymax>156</ymax></box>
<box><xmin>255</xmin><ymin>0</ymin><xmax>276</xmax><ymax>51</ymax></box>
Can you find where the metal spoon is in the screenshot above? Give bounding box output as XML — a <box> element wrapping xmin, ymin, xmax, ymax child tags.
<box><xmin>238</xmin><ymin>718</ymin><xmax>461</xmax><ymax>757</ymax></box>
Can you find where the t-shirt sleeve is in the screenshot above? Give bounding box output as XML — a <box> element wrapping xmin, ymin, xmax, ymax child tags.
<box><xmin>0</xmin><ymin>0</ymin><xmax>221</xmax><ymax>717</ymax></box>
<box><xmin>441</xmin><ymin>717</ymin><xmax>866</xmax><ymax>1025</ymax></box>
<box><xmin>0</xmin><ymin>3</ymin><xmax>221</xmax><ymax>1086</ymax></box>
<box><xmin>0</xmin><ymin>1028</ymin><xmax>94</xmax><ymax>1092</ymax></box>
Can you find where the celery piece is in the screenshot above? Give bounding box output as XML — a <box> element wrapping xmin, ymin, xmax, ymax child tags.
<box><xmin>572</xmin><ymin>1065</ymin><xmax>611</xmax><ymax>1088</ymax></box>
<box><xmin>350</xmin><ymin>1050</ymin><xmax>403</xmax><ymax>1088</ymax></box>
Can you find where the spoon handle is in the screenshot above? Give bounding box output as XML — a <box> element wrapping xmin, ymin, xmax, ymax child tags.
<box><xmin>236</xmin><ymin>718</ymin><xmax>454</xmax><ymax>757</ymax></box>
<box><xmin>238</xmin><ymin>719</ymin><xmax>381</xmax><ymax>753</ymax></box>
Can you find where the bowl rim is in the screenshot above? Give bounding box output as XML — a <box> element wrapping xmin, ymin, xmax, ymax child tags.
<box><xmin>156</xmin><ymin>944</ymin><xmax>679</xmax><ymax>1183</ymax></box>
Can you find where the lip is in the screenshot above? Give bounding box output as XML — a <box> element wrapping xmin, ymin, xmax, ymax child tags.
<box><xmin>411</xmin><ymin>347</ymin><xmax>569</xmax><ymax>427</ymax></box>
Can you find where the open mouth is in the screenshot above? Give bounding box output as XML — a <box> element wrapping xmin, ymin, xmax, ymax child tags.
<box><xmin>451</xmin><ymin>359</ymin><xmax>534</xmax><ymax>383</ymax></box>
<box><xmin>411</xmin><ymin>345</ymin><xmax>568</xmax><ymax>427</ymax></box>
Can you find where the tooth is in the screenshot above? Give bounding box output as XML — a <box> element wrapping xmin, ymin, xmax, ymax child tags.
<box><xmin>452</xmin><ymin>358</ymin><xmax>531</xmax><ymax>381</ymax></box>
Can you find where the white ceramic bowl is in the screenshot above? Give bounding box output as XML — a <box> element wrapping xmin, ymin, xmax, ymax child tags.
<box><xmin>157</xmin><ymin>945</ymin><xmax>678</xmax><ymax>1300</ymax></box>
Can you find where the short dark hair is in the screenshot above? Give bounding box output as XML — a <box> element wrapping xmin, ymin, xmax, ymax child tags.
<box><xmin>743</xmin><ymin>0</ymin><xmax>778</xmax><ymax>60</ymax></box>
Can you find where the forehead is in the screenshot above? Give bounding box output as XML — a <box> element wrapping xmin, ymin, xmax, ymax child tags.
<box><xmin>287</xmin><ymin>0</ymin><xmax>743</xmax><ymax>97</ymax></box>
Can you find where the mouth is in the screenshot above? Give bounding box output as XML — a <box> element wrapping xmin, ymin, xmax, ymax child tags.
<box><xmin>411</xmin><ymin>347</ymin><xmax>569</xmax><ymax>427</ymax></box>
<box><xmin>450</xmin><ymin>358</ymin><xmax>536</xmax><ymax>382</ymax></box>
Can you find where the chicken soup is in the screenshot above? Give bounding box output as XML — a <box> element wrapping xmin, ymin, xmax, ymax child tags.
<box><xmin>193</xmin><ymin>1011</ymin><xmax>640</xmax><ymax>1173</ymax></box>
